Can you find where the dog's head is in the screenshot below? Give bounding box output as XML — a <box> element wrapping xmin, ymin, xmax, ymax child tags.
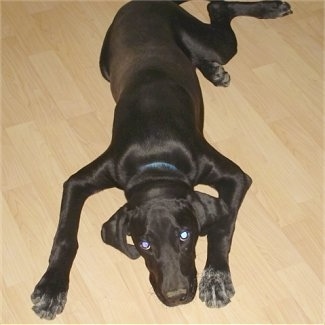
<box><xmin>101</xmin><ymin>188</ymin><xmax>228</xmax><ymax>306</ymax></box>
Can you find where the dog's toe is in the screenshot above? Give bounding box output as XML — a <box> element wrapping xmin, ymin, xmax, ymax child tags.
<box><xmin>199</xmin><ymin>267</ymin><xmax>235</xmax><ymax>308</ymax></box>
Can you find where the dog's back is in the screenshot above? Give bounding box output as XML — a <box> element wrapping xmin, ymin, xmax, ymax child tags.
<box><xmin>100</xmin><ymin>1</ymin><xmax>202</xmax><ymax>103</ymax></box>
<box><xmin>100</xmin><ymin>1</ymin><xmax>204</xmax><ymax>170</ymax></box>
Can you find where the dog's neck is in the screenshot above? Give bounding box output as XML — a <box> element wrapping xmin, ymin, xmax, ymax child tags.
<box><xmin>127</xmin><ymin>181</ymin><xmax>191</xmax><ymax>208</ymax></box>
<box><xmin>126</xmin><ymin>164</ymin><xmax>192</xmax><ymax>208</ymax></box>
<box><xmin>125</xmin><ymin>161</ymin><xmax>192</xmax><ymax>207</ymax></box>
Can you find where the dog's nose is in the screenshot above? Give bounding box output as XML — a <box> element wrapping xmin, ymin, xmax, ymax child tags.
<box><xmin>165</xmin><ymin>288</ymin><xmax>188</xmax><ymax>304</ymax></box>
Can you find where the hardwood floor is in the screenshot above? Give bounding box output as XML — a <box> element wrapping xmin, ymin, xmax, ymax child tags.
<box><xmin>2</xmin><ymin>1</ymin><xmax>324</xmax><ymax>323</ymax></box>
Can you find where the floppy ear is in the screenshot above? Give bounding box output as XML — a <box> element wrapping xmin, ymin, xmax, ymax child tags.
<box><xmin>101</xmin><ymin>204</ymin><xmax>140</xmax><ymax>259</ymax></box>
<box><xmin>190</xmin><ymin>191</ymin><xmax>229</xmax><ymax>235</ymax></box>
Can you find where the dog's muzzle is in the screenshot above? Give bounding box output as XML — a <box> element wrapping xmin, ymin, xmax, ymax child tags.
<box><xmin>165</xmin><ymin>288</ymin><xmax>190</xmax><ymax>306</ymax></box>
<box><xmin>150</xmin><ymin>272</ymin><xmax>197</xmax><ymax>307</ymax></box>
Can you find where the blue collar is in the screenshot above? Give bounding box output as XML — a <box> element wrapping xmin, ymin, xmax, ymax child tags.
<box><xmin>139</xmin><ymin>162</ymin><xmax>178</xmax><ymax>172</ymax></box>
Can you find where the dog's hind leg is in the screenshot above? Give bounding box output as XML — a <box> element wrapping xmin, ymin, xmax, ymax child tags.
<box><xmin>205</xmin><ymin>1</ymin><xmax>292</xmax><ymax>60</ymax></box>
<box><xmin>177</xmin><ymin>1</ymin><xmax>292</xmax><ymax>87</ymax></box>
<box><xmin>208</xmin><ymin>1</ymin><xmax>293</xmax><ymax>22</ymax></box>
<box><xmin>175</xmin><ymin>1</ymin><xmax>238</xmax><ymax>87</ymax></box>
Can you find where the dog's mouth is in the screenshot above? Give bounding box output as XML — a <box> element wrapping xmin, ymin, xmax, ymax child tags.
<box><xmin>149</xmin><ymin>272</ymin><xmax>197</xmax><ymax>307</ymax></box>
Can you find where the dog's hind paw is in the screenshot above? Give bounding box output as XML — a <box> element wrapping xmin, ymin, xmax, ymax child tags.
<box><xmin>210</xmin><ymin>64</ymin><xmax>231</xmax><ymax>87</ymax></box>
<box><xmin>199</xmin><ymin>61</ymin><xmax>231</xmax><ymax>87</ymax></box>
<box><xmin>258</xmin><ymin>1</ymin><xmax>293</xmax><ymax>19</ymax></box>
<box><xmin>199</xmin><ymin>266</ymin><xmax>235</xmax><ymax>308</ymax></box>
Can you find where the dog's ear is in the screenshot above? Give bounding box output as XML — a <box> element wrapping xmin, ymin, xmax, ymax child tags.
<box><xmin>190</xmin><ymin>191</ymin><xmax>229</xmax><ymax>235</ymax></box>
<box><xmin>101</xmin><ymin>204</ymin><xmax>140</xmax><ymax>259</ymax></box>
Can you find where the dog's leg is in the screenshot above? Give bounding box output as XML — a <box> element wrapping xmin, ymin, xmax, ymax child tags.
<box><xmin>198</xmin><ymin>147</ymin><xmax>252</xmax><ymax>308</ymax></box>
<box><xmin>31</xmin><ymin>151</ymin><xmax>116</xmax><ymax>319</ymax></box>
<box><xmin>208</xmin><ymin>1</ymin><xmax>292</xmax><ymax>22</ymax></box>
<box><xmin>178</xmin><ymin>1</ymin><xmax>291</xmax><ymax>87</ymax></box>
<box><xmin>175</xmin><ymin>5</ymin><xmax>234</xmax><ymax>87</ymax></box>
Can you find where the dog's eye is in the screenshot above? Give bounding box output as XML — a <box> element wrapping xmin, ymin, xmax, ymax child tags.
<box><xmin>139</xmin><ymin>240</ymin><xmax>151</xmax><ymax>250</ymax></box>
<box><xmin>179</xmin><ymin>230</ymin><xmax>190</xmax><ymax>241</ymax></box>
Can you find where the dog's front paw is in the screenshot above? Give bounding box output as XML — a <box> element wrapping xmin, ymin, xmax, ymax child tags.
<box><xmin>31</xmin><ymin>272</ymin><xmax>68</xmax><ymax>319</ymax></box>
<box><xmin>199</xmin><ymin>266</ymin><xmax>235</xmax><ymax>308</ymax></box>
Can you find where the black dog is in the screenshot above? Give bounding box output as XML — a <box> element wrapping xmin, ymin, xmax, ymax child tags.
<box><xmin>31</xmin><ymin>0</ymin><xmax>292</xmax><ymax>319</ymax></box>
